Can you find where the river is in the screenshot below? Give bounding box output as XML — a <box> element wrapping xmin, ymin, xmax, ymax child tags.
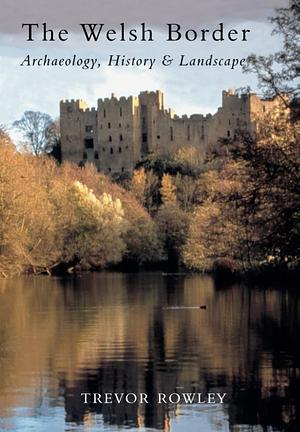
<box><xmin>0</xmin><ymin>272</ymin><xmax>299</xmax><ymax>431</ymax></box>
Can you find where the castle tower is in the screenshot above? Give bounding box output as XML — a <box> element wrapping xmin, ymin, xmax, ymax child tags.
<box><xmin>138</xmin><ymin>90</ymin><xmax>164</xmax><ymax>154</ymax></box>
<box><xmin>96</xmin><ymin>94</ymin><xmax>140</xmax><ymax>174</ymax></box>
<box><xmin>60</xmin><ymin>99</ymin><xmax>98</xmax><ymax>167</ymax></box>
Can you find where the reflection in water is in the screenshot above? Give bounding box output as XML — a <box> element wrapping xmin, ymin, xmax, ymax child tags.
<box><xmin>0</xmin><ymin>272</ymin><xmax>299</xmax><ymax>431</ymax></box>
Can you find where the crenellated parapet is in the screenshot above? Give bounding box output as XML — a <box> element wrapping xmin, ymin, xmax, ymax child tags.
<box><xmin>60</xmin><ymin>99</ymin><xmax>90</xmax><ymax>113</ymax></box>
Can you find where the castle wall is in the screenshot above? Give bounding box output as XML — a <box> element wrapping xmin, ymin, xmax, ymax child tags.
<box><xmin>207</xmin><ymin>90</ymin><xmax>251</xmax><ymax>144</ymax></box>
<box><xmin>248</xmin><ymin>93</ymin><xmax>287</xmax><ymax>127</ymax></box>
<box><xmin>60</xmin><ymin>90</ymin><xmax>283</xmax><ymax>174</ymax></box>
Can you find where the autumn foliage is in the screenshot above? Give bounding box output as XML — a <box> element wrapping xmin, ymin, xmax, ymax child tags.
<box><xmin>1</xmin><ymin>108</ymin><xmax>300</xmax><ymax>277</ymax></box>
<box><xmin>0</xmin><ymin>132</ymin><xmax>161</xmax><ymax>276</ymax></box>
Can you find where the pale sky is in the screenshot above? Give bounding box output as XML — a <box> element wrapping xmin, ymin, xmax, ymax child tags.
<box><xmin>0</xmin><ymin>0</ymin><xmax>287</xmax><ymax>128</ymax></box>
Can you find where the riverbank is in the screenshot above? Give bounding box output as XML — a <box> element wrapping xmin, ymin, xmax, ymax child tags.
<box><xmin>8</xmin><ymin>257</ymin><xmax>298</xmax><ymax>289</ymax></box>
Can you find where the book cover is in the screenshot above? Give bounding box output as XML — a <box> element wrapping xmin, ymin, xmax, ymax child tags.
<box><xmin>0</xmin><ymin>1</ymin><xmax>299</xmax><ymax>431</ymax></box>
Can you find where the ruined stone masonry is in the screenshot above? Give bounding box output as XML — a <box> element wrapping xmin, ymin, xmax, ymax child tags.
<box><xmin>60</xmin><ymin>89</ymin><xmax>282</xmax><ymax>174</ymax></box>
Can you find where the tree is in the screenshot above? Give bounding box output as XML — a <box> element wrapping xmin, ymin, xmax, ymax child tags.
<box><xmin>61</xmin><ymin>181</ymin><xmax>126</xmax><ymax>269</ymax></box>
<box><xmin>160</xmin><ymin>173</ymin><xmax>176</xmax><ymax>205</ymax></box>
<box><xmin>155</xmin><ymin>203</ymin><xmax>189</xmax><ymax>265</ymax></box>
<box><xmin>13</xmin><ymin>111</ymin><xmax>56</xmax><ymax>155</ymax></box>
<box><xmin>244</xmin><ymin>0</ymin><xmax>300</xmax><ymax>105</ymax></box>
<box><xmin>46</xmin><ymin>119</ymin><xmax>61</xmax><ymax>162</ymax></box>
<box><xmin>56</xmin><ymin>163</ymin><xmax>163</xmax><ymax>268</ymax></box>
<box><xmin>130</xmin><ymin>168</ymin><xmax>146</xmax><ymax>205</ymax></box>
<box><xmin>182</xmin><ymin>162</ymin><xmax>251</xmax><ymax>273</ymax></box>
<box><xmin>183</xmin><ymin>202</ymin><xmax>238</xmax><ymax>272</ymax></box>
<box><xmin>144</xmin><ymin>169</ymin><xmax>160</xmax><ymax>211</ymax></box>
<box><xmin>174</xmin><ymin>173</ymin><xmax>197</xmax><ymax>210</ymax></box>
<box><xmin>191</xmin><ymin>114</ymin><xmax>300</xmax><ymax>272</ymax></box>
<box><xmin>236</xmin><ymin>116</ymin><xmax>300</xmax><ymax>268</ymax></box>
<box><xmin>172</xmin><ymin>147</ymin><xmax>203</xmax><ymax>176</ymax></box>
<box><xmin>0</xmin><ymin>141</ymin><xmax>60</xmax><ymax>276</ymax></box>
<box><xmin>130</xmin><ymin>167</ymin><xmax>160</xmax><ymax>211</ymax></box>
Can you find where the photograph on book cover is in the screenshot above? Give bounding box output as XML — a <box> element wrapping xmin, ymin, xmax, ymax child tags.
<box><xmin>0</xmin><ymin>0</ymin><xmax>299</xmax><ymax>431</ymax></box>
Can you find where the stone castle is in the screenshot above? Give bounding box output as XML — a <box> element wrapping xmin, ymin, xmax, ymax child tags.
<box><xmin>60</xmin><ymin>89</ymin><xmax>282</xmax><ymax>174</ymax></box>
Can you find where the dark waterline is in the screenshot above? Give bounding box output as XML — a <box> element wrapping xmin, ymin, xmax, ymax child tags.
<box><xmin>0</xmin><ymin>272</ymin><xmax>299</xmax><ymax>431</ymax></box>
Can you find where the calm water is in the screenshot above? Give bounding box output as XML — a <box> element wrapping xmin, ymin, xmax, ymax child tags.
<box><xmin>0</xmin><ymin>272</ymin><xmax>299</xmax><ymax>432</ymax></box>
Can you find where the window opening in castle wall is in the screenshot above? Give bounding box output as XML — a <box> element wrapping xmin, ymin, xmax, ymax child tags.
<box><xmin>84</xmin><ymin>138</ymin><xmax>94</xmax><ymax>149</ymax></box>
<box><xmin>201</xmin><ymin>125</ymin><xmax>204</xmax><ymax>140</ymax></box>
